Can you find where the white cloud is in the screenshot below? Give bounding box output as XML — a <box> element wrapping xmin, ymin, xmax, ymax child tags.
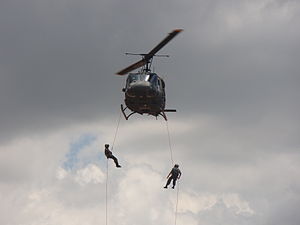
<box><xmin>178</xmin><ymin>192</ymin><xmax>217</xmax><ymax>213</ymax></box>
<box><xmin>1</xmin><ymin>115</ymin><xmax>300</xmax><ymax>225</ymax></box>
<box><xmin>221</xmin><ymin>193</ymin><xmax>255</xmax><ymax>215</ymax></box>
<box><xmin>74</xmin><ymin>164</ymin><xmax>105</xmax><ymax>185</ymax></box>
<box><xmin>56</xmin><ymin>167</ymin><xmax>68</xmax><ymax>180</ymax></box>
<box><xmin>177</xmin><ymin>191</ymin><xmax>254</xmax><ymax>216</ymax></box>
<box><xmin>176</xmin><ymin>214</ymin><xmax>198</xmax><ymax>225</ymax></box>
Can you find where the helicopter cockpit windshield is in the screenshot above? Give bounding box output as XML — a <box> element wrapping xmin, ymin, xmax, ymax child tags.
<box><xmin>127</xmin><ymin>74</ymin><xmax>138</xmax><ymax>83</ymax></box>
<box><xmin>128</xmin><ymin>74</ymin><xmax>150</xmax><ymax>81</ymax></box>
<box><xmin>126</xmin><ymin>73</ymin><xmax>159</xmax><ymax>86</ymax></box>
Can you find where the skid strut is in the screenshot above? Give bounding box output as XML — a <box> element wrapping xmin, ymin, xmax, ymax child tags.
<box><xmin>121</xmin><ymin>104</ymin><xmax>176</xmax><ymax>121</ymax></box>
<box><xmin>121</xmin><ymin>104</ymin><xmax>136</xmax><ymax>120</ymax></box>
<box><xmin>159</xmin><ymin>111</ymin><xmax>168</xmax><ymax>121</ymax></box>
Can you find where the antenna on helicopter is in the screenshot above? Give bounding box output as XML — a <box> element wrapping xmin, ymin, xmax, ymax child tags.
<box><xmin>124</xmin><ymin>53</ymin><xmax>170</xmax><ymax>73</ymax></box>
<box><xmin>116</xmin><ymin>29</ymin><xmax>183</xmax><ymax>75</ymax></box>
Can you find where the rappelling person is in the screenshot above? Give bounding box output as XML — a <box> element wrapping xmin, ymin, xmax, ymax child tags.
<box><xmin>104</xmin><ymin>144</ymin><xmax>121</xmax><ymax>168</ymax></box>
<box><xmin>164</xmin><ymin>164</ymin><xmax>181</xmax><ymax>189</ymax></box>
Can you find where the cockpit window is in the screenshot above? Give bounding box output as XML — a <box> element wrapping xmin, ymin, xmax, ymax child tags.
<box><xmin>127</xmin><ymin>73</ymin><xmax>157</xmax><ymax>83</ymax></box>
<box><xmin>127</xmin><ymin>74</ymin><xmax>139</xmax><ymax>83</ymax></box>
<box><xmin>127</xmin><ymin>73</ymin><xmax>164</xmax><ymax>88</ymax></box>
<box><xmin>149</xmin><ymin>73</ymin><xmax>158</xmax><ymax>84</ymax></box>
<box><xmin>139</xmin><ymin>74</ymin><xmax>150</xmax><ymax>81</ymax></box>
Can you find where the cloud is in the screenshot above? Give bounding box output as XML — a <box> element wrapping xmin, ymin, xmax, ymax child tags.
<box><xmin>56</xmin><ymin>164</ymin><xmax>106</xmax><ymax>186</ymax></box>
<box><xmin>178</xmin><ymin>192</ymin><xmax>218</xmax><ymax>213</ymax></box>
<box><xmin>63</xmin><ymin>134</ymin><xmax>97</xmax><ymax>170</ymax></box>
<box><xmin>56</xmin><ymin>167</ymin><xmax>68</xmax><ymax>180</ymax></box>
<box><xmin>221</xmin><ymin>193</ymin><xmax>254</xmax><ymax>215</ymax></box>
<box><xmin>1</xmin><ymin>117</ymin><xmax>300</xmax><ymax>225</ymax></box>
<box><xmin>177</xmin><ymin>191</ymin><xmax>254</xmax><ymax>216</ymax></box>
<box><xmin>1</xmin><ymin>0</ymin><xmax>300</xmax><ymax>224</ymax></box>
<box><xmin>74</xmin><ymin>164</ymin><xmax>106</xmax><ymax>185</ymax></box>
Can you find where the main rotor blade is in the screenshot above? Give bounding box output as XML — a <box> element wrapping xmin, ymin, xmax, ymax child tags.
<box><xmin>145</xmin><ymin>29</ymin><xmax>183</xmax><ymax>60</ymax></box>
<box><xmin>116</xmin><ymin>59</ymin><xmax>147</xmax><ymax>75</ymax></box>
<box><xmin>116</xmin><ymin>29</ymin><xmax>183</xmax><ymax>75</ymax></box>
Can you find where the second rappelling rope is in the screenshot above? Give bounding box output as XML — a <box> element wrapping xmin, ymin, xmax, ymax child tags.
<box><xmin>165</xmin><ymin>120</ymin><xmax>180</xmax><ymax>225</ymax></box>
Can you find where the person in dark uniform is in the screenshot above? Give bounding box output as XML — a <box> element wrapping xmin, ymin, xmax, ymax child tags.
<box><xmin>104</xmin><ymin>144</ymin><xmax>121</xmax><ymax>168</ymax></box>
<box><xmin>164</xmin><ymin>164</ymin><xmax>181</xmax><ymax>189</ymax></box>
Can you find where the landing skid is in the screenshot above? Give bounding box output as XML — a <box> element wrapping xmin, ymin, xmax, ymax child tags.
<box><xmin>121</xmin><ymin>104</ymin><xmax>136</xmax><ymax>120</ymax></box>
<box><xmin>159</xmin><ymin>111</ymin><xmax>168</xmax><ymax>121</ymax></box>
<box><xmin>159</xmin><ymin>109</ymin><xmax>177</xmax><ymax>121</ymax></box>
<box><xmin>121</xmin><ymin>104</ymin><xmax>176</xmax><ymax>121</ymax></box>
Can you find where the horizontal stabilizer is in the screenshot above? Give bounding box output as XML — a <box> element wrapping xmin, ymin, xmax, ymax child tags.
<box><xmin>164</xmin><ymin>109</ymin><xmax>176</xmax><ymax>112</ymax></box>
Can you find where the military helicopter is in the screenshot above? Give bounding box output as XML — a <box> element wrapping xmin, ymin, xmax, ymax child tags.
<box><xmin>116</xmin><ymin>29</ymin><xmax>183</xmax><ymax>121</ymax></box>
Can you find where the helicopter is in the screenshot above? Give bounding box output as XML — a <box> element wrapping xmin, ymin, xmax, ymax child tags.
<box><xmin>116</xmin><ymin>29</ymin><xmax>183</xmax><ymax>121</ymax></box>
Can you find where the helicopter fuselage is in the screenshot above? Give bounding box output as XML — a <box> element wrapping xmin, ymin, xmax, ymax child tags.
<box><xmin>123</xmin><ymin>72</ymin><xmax>166</xmax><ymax>116</ymax></box>
<box><xmin>116</xmin><ymin>29</ymin><xmax>182</xmax><ymax>120</ymax></box>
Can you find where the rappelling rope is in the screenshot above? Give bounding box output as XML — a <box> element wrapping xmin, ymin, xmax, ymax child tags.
<box><xmin>165</xmin><ymin>120</ymin><xmax>180</xmax><ymax>225</ymax></box>
<box><xmin>105</xmin><ymin>111</ymin><xmax>122</xmax><ymax>225</ymax></box>
<box><xmin>111</xmin><ymin>111</ymin><xmax>122</xmax><ymax>151</ymax></box>
<box><xmin>165</xmin><ymin>120</ymin><xmax>174</xmax><ymax>165</ymax></box>
<box><xmin>175</xmin><ymin>182</ymin><xmax>179</xmax><ymax>225</ymax></box>
<box><xmin>105</xmin><ymin>157</ymin><xmax>109</xmax><ymax>225</ymax></box>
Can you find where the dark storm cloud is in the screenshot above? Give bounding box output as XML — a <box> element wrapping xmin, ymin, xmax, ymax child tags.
<box><xmin>0</xmin><ymin>0</ymin><xmax>192</xmax><ymax>142</ymax></box>
<box><xmin>2</xmin><ymin>0</ymin><xmax>298</xmax><ymax>144</ymax></box>
<box><xmin>0</xmin><ymin>0</ymin><xmax>122</xmax><ymax>142</ymax></box>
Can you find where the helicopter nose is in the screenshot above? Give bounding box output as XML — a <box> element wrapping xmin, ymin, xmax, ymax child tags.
<box><xmin>128</xmin><ymin>81</ymin><xmax>153</xmax><ymax>97</ymax></box>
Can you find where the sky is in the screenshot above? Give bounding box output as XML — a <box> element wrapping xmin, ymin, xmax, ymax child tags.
<box><xmin>1</xmin><ymin>0</ymin><xmax>300</xmax><ymax>224</ymax></box>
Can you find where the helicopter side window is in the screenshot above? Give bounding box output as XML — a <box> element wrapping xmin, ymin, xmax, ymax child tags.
<box><xmin>126</xmin><ymin>74</ymin><xmax>139</xmax><ymax>88</ymax></box>
<box><xmin>158</xmin><ymin>79</ymin><xmax>162</xmax><ymax>89</ymax></box>
<box><xmin>130</xmin><ymin>74</ymin><xmax>139</xmax><ymax>82</ymax></box>
<box><xmin>149</xmin><ymin>73</ymin><xmax>158</xmax><ymax>85</ymax></box>
<box><xmin>127</xmin><ymin>74</ymin><xmax>138</xmax><ymax>83</ymax></box>
<box><xmin>161</xmin><ymin>79</ymin><xmax>165</xmax><ymax>88</ymax></box>
<box><xmin>148</xmin><ymin>73</ymin><xmax>154</xmax><ymax>81</ymax></box>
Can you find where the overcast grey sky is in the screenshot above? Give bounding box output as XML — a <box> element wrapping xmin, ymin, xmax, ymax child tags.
<box><xmin>1</xmin><ymin>0</ymin><xmax>300</xmax><ymax>225</ymax></box>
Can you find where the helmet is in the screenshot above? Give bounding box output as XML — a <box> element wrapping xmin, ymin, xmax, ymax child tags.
<box><xmin>105</xmin><ymin>144</ymin><xmax>109</xmax><ymax>148</ymax></box>
<box><xmin>174</xmin><ymin>164</ymin><xmax>179</xmax><ymax>168</ymax></box>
